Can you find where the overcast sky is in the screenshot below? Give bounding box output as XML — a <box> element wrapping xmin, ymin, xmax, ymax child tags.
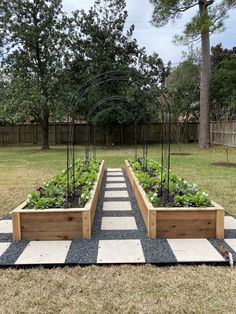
<box><xmin>62</xmin><ymin>0</ymin><xmax>236</xmax><ymax>65</ymax></box>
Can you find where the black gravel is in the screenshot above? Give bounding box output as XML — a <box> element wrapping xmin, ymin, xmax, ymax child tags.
<box><xmin>209</xmin><ymin>238</ymin><xmax>235</xmax><ymax>262</ymax></box>
<box><xmin>2</xmin><ymin>214</ymin><xmax>12</xmax><ymax>220</ymax></box>
<box><xmin>224</xmin><ymin>230</ymin><xmax>236</xmax><ymax>238</ymax></box>
<box><xmin>0</xmin><ymin>233</ymin><xmax>12</xmax><ymax>242</ymax></box>
<box><xmin>0</xmin><ymin>240</ymin><xmax>29</xmax><ymax>265</ymax></box>
<box><xmin>65</xmin><ymin>240</ymin><xmax>99</xmax><ymax>264</ymax></box>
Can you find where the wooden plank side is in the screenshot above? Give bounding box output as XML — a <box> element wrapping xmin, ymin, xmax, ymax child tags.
<box><xmin>157</xmin><ymin>210</ymin><xmax>216</xmax><ymax>221</ymax></box>
<box><xmin>20</xmin><ymin>212</ymin><xmax>83</xmax><ymax>222</ymax></box>
<box><xmin>156</xmin><ymin>212</ymin><xmax>216</xmax><ymax>238</ymax></box>
<box><xmin>216</xmin><ymin>210</ymin><xmax>224</xmax><ymax>239</ymax></box>
<box><xmin>82</xmin><ymin>211</ymin><xmax>91</xmax><ymax>239</ymax></box>
<box><xmin>148</xmin><ymin>210</ymin><xmax>156</xmax><ymax>238</ymax></box>
<box><xmin>124</xmin><ymin>161</ymin><xmax>134</xmax><ymax>189</ymax></box>
<box><xmin>20</xmin><ymin>212</ymin><xmax>83</xmax><ymax>240</ymax></box>
<box><xmin>12</xmin><ymin>212</ymin><xmax>21</xmax><ymax>240</ymax></box>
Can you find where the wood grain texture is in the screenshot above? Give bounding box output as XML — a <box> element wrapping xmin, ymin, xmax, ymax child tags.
<box><xmin>125</xmin><ymin>160</ymin><xmax>225</xmax><ymax>239</ymax></box>
<box><xmin>12</xmin><ymin>212</ymin><xmax>21</xmax><ymax>240</ymax></box>
<box><xmin>156</xmin><ymin>211</ymin><xmax>216</xmax><ymax>238</ymax></box>
<box><xmin>12</xmin><ymin>160</ymin><xmax>105</xmax><ymax>240</ymax></box>
<box><xmin>216</xmin><ymin>210</ymin><xmax>224</xmax><ymax>239</ymax></box>
<box><xmin>21</xmin><ymin>212</ymin><xmax>83</xmax><ymax>240</ymax></box>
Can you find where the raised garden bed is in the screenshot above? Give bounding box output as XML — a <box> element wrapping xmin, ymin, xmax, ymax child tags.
<box><xmin>12</xmin><ymin>160</ymin><xmax>105</xmax><ymax>241</ymax></box>
<box><xmin>125</xmin><ymin>160</ymin><xmax>224</xmax><ymax>239</ymax></box>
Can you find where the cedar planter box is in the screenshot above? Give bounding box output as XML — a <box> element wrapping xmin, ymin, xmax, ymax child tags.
<box><xmin>12</xmin><ymin>161</ymin><xmax>105</xmax><ymax>241</ymax></box>
<box><xmin>125</xmin><ymin>160</ymin><xmax>224</xmax><ymax>239</ymax></box>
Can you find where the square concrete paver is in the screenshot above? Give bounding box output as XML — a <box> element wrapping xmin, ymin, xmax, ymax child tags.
<box><xmin>104</xmin><ymin>190</ymin><xmax>129</xmax><ymax>198</ymax></box>
<box><xmin>15</xmin><ymin>241</ymin><xmax>71</xmax><ymax>264</ymax></box>
<box><xmin>225</xmin><ymin>239</ymin><xmax>236</xmax><ymax>252</ymax></box>
<box><xmin>107</xmin><ymin>172</ymin><xmax>123</xmax><ymax>176</ymax></box>
<box><xmin>0</xmin><ymin>243</ymin><xmax>11</xmax><ymax>256</ymax></box>
<box><xmin>107</xmin><ymin>168</ymin><xmax>122</xmax><ymax>172</ymax></box>
<box><xmin>103</xmin><ymin>201</ymin><xmax>132</xmax><ymax>211</ymax></box>
<box><xmin>224</xmin><ymin>216</ymin><xmax>236</xmax><ymax>229</ymax></box>
<box><xmin>167</xmin><ymin>239</ymin><xmax>225</xmax><ymax>262</ymax></box>
<box><xmin>97</xmin><ymin>239</ymin><xmax>145</xmax><ymax>263</ymax></box>
<box><xmin>107</xmin><ymin>177</ymin><xmax>125</xmax><ymax>182</ymax></box>
<box><xmin>101</xmin><ymin>217</ymin><xmax>137</xmax><ymax>230</ymax></box>
<box><xmin>0</xmin><ymin>220</ymin><xmax>12</xmax><ymax>233</ymax></box>
<box><xmin>106</xmin><ymin>183</ymin><xmax>127</xmax><ymax>189</ymax></box>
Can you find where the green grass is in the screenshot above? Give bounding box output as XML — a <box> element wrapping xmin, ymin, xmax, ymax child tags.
<box><xmin>0</xmin><ymin>144</ymin><xmax>235</xmax><ymax>217</ymax></box>
<box><xmin>0</xmin><ymin>144</ymin><xmax>236</xmax><ymax>313</ymax></box>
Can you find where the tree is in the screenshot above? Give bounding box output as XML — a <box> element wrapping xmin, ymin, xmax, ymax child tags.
<box><xmin>149</xmin><ymin>0</ymin><xmax>236</xmax><ymax>148</ymax></box>
<box><xmin>68</xmin><ymin>0</ymin><xmax>168</xmax><ymax>144</ymax></box>
<box><xmin>166</xmin><ymin>52</ymin><xmax>200</xmax><ymax>151</ymax></box>
<box><xmin>167</xmin><ymin>53</ymin><xmax>200</xmax><ymax>120</ymax></box>
<box><xmin>211</xmin><ymin>53</ymin><xmax>236</xmax><ymax>120</ymax></box>
<box><xmin>0</xmin><ymin>0</ymin><xmax>69</xmax><ymax>149</ymax></box>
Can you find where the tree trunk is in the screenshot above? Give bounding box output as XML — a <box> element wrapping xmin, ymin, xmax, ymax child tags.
<box><xmin>40</xmin><ymin>115</ymin><xmax>50</xmax><ymax>150</ymax></box>
<box><xmin>199</xmin><ymin>1</ymin><xmax>211</xmax><ymax>148</ymax></box>
<box><xmin>105</xmin><ymin>128</ymin><xmax>112</xmax><ymax>146</ymax></box>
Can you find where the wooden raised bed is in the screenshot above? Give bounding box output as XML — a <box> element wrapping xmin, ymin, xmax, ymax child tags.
<box><xmin>125</xmin><ymin>160</ymin><xmax>224</xmax><ymax>239</ymax></box>
<box><xmin>12</xmin><ymin>161</ymin><xmax>105</xmax><ymax>241</ymax></box>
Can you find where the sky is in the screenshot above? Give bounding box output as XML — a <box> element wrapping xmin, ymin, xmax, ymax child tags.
<box><xmin>62</xmin><ymin>0</ymin><xmax>236</xmax><ymax>65</ymax></box>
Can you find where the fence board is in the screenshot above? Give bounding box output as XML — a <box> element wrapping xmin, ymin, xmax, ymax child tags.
<box><xmin>0</xmin><ymin>122</ymin><xmax>198</xmax><ymax>146</ymax></box>
<box><xmin>210</xmin><ymin>121</ymin><xmax>236</xmax><ymax>147</ymax></box>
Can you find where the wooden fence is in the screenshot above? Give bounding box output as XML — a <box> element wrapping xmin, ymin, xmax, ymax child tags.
<box><xmin>0</xmin><ymin>122</ymin><xmax>198</xmax><ymax>146</ymax></box>
<box><xmin>210</xmin><ymin>121</ymin><xmax>236</xmax><ymax>148</ymax></box>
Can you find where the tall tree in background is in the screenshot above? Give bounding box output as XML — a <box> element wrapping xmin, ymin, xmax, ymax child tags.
<box><xmin>211</xmin><ymin>49</ymin><xmax>236</xmax><ymax>120</ymax></box>
<box><xmin>149</xmin><ymin>0</ymin><xmax>236</xmax><ymax>148</ymax></box>
<box><xmin>68</xmin><ymin>0</ymin><xmax>168</xmax><ymax>144</ymax></box>
<box><xmin>0</xmin><ymin>0</ymin><xmax>68</xmax><ymax>149</ymax></box>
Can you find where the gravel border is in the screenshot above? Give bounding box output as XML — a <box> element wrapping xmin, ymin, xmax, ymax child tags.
<box><xmin>0</xmin><ymin>240</ymin><xmax>29</xmax><ymax>265</ymax></box>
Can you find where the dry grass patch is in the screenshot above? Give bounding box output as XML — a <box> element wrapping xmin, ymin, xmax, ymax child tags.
<box><xmin>0</xmin><ymin>265</ymin><xmax>236</xmax><ymax>313</ymax></box>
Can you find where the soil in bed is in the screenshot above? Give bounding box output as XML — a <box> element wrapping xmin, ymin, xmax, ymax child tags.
<box><xmin>171</xmin><ymin>153</ymin><xmax>192</xmax><ymax>156</ymax></box>
<box><xmin>211</xmin><ymin>162</ymin><xmax>236</xmax><ymax>168</ymax></box>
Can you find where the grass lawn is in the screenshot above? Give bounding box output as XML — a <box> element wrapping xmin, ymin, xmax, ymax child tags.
<box><xmin>0</xmin><ymin>143</ymin><xmax>235</xmax><ymax>218</ymax></box>
<box><xmin>0</xmin><ymin>144</ymin><xmax>236</xmax><ymax>313</ymax></box>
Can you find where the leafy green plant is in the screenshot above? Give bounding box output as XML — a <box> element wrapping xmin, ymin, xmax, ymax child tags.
<box><xmin>26</xmin><ymin>159</ymin><xmax>101</xmax><ymax>209</ymax></box>
<box><xmin>128</xmin><ymin>158</ymin><xmax>211</xmax><ymax>208</ymax></box>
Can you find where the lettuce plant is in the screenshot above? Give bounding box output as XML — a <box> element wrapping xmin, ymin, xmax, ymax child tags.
<box><xmin>26</xmin><ymin>159</ymin><xmax>101</xmax><ymax>209</ymax></box>
<box><xmin>128</xmin><ymin>158</ymin><xmax>211</xmax><ymax>208</ymax></box>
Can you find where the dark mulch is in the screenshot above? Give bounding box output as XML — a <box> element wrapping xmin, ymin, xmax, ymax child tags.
<box><xmin>171</xmin><ymin>153</ymin><xmax>192</xmax><ymax>156</ymax></box>
<box><xmin>211</xmin><ymin>162</ymin><xmax>236</xmax><ymax>168</ymax></box>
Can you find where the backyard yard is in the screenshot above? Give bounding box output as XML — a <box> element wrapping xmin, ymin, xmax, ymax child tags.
<box><xmin>0</xmin><ymin>144</ymin><xmax>236</xmax><ymax>313</ymax></box>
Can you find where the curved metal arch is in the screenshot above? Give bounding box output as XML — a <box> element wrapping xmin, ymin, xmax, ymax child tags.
<box><xmin>85</xmin><ymin>95</ymin><xmax>147</xmax><ymax>161</ymax></box>
<box><xmin>90</xmin><ymin>105</ymin><xmax>139</xmax><ymax>159</ymax></box>
<box><xmin>68</xmin><ymin>69</ymin><xmax>147</xmax><ymax>109</ymax></box>
<box><xmin>66</xmin><ymin>71</ymin><xmax>172</xmax><ymax>205</ymax></box>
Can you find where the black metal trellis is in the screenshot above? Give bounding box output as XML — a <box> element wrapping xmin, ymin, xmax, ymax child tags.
<box><xmin>156</xmin><ymin>94</ymin><xmax>172</xmax><ymax>205</ymax></box>
<box><xmin>85</xmin><ymin>95</ymin><xmax>145</xmax><ymax>161</ymax></box>
<box><xmin>66</xmin><ymin>70</ymin><xmax>172</xmax><ymax>203</ymax></box>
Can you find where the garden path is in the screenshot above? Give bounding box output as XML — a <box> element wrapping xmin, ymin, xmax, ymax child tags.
<box><xmin>1</xmin><ymin>169</ymin><xmax>236</xmax><ymax>266</ymax></box>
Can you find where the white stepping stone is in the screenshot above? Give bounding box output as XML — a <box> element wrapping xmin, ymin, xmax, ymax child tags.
<box><xmin>107</xmin><ymin>177</ymin><xmax>125</xmax><ymax>182</ymax></box>
<box><xmin>0</xmin><ymin>243</ymin><xmax>11</xmax><ymax>256</ymax></box>
<box><xmin>225</xmin><ymin>239</ymin><xmax>236</xmax><ymax>252</ymax></box>
<box><xmin>15</xmin><ymin>241</ymin><xmax>71</xmax><ymax>265</ymax></box>
<box><xmin>97</xmin><ymin>239</ymin><xmax>145</xmax><ymax>263</ymax></box>
<box><xmin>107</xmin><ymin>168</ymin><xmax>122</xmax><ymax>172</ymax></box>
<box><xmin>104</xmin><ymin>190</ymin><xmax>129</xmax><ymax>198</ymax></box>
<box><xmin>0</xmin><ymin>220</ymin><xmax>12</xmax><ymax>233</ymax></box>
<box><xmin>168</xmin><ymin>239</ymin><xmax>225</xmax><ymax>262</ymax></box>
<box><xmin>107</xmin><ymin>172</ymin><xmax>123</xmax><ymax>176</ymax></box>
<box><xmin>103</xmin><ymin>201</ymin><xmax>132</xmax><ymax>211</ymax></box>
<box><xmin>224</xmin><ymin>216</ymin><xmax>236</xmax><ymax>229</ymax></box>
<box><xmin>101</xmin><ymin>217</ymin><xmax>137</xmax><ymax>230</ymax></box>
<box><xmin>106</xmin><ymin>183</ymin><xmax>127</xmax><ymax>189</ymax></box>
